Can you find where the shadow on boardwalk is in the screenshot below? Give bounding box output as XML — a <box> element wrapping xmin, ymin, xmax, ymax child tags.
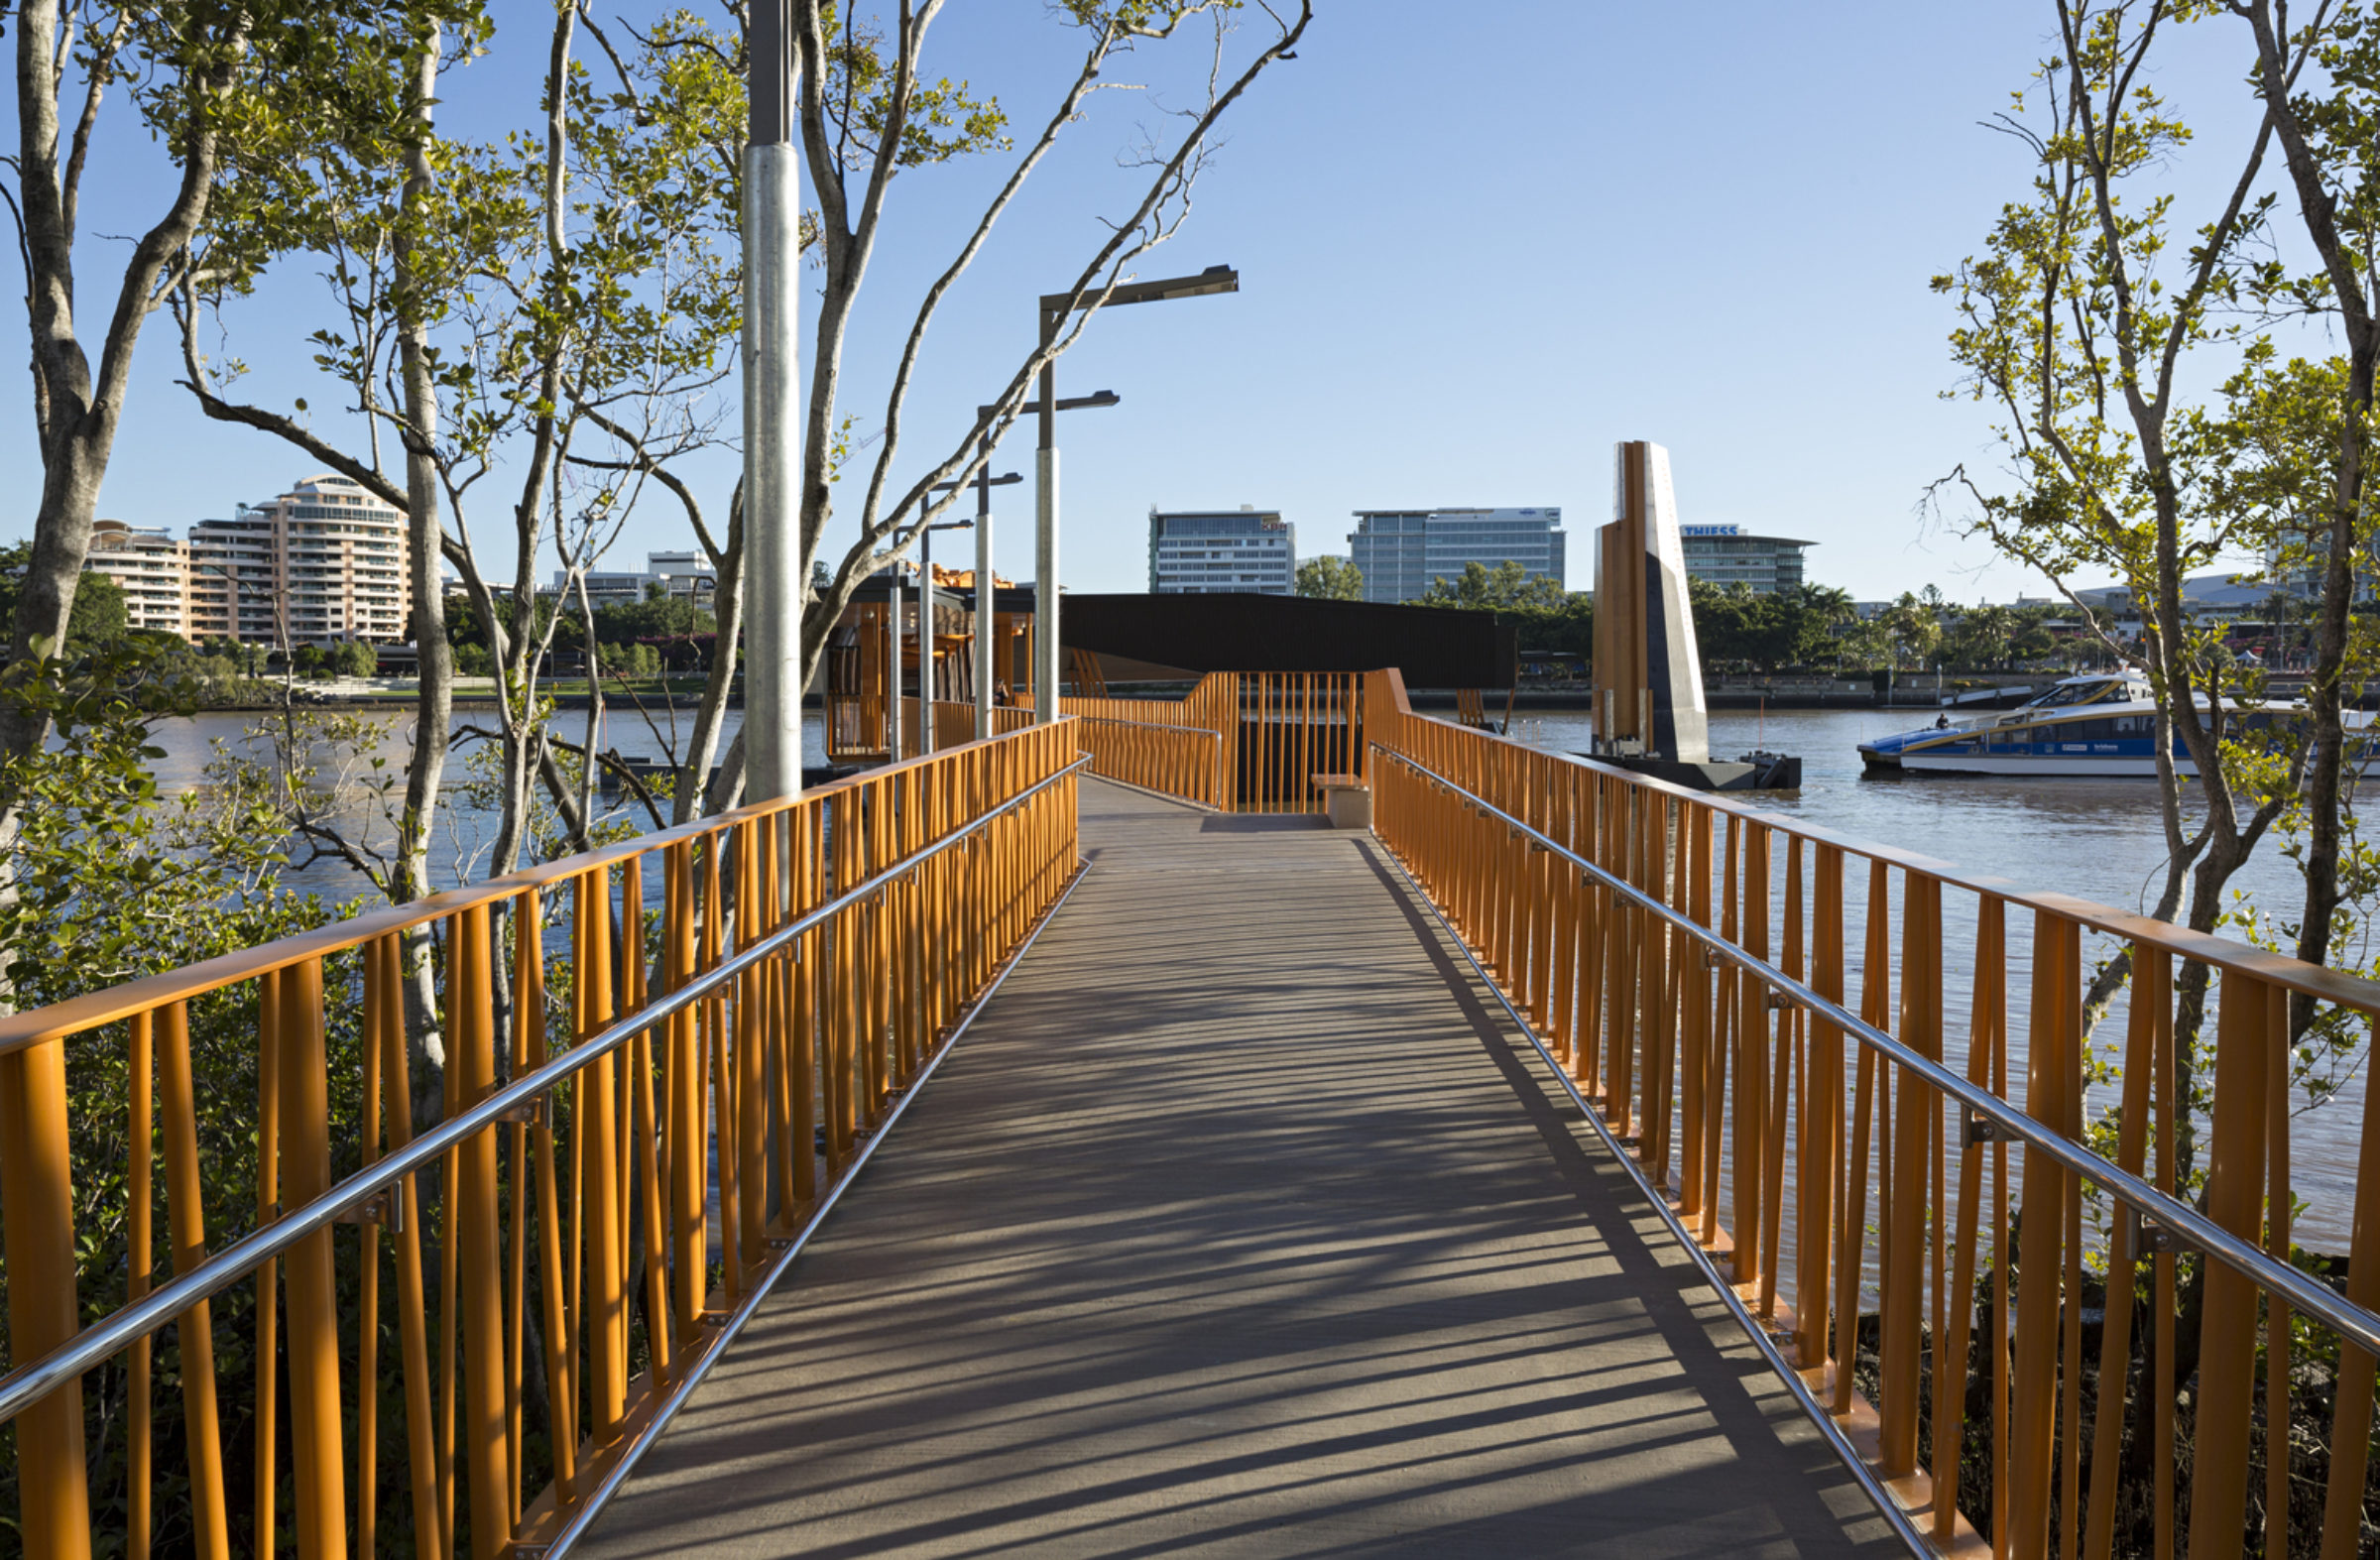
<box><xmin>579</xmin><ymin>780</ymin><xmax>1899</xmax><ymax>1558</ymax></box>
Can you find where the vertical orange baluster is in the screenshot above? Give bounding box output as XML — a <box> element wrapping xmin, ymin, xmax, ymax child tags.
<box><xmin>159</xmin><ymin>1000</ymin><xmax>230</xmax><ymax>1560</ymax></box>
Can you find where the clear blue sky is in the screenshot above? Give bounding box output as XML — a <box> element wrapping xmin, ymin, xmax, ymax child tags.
<box><xmin>2</xmin><ymin>3</ymin><xmax>2300</xmax><ymax>604</ymax></box>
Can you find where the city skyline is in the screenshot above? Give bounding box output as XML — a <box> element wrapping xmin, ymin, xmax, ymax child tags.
<box><xmin>9</xmin><ymin>4</ymin><xmax>2307</xmax><ymax>611</ymax></box>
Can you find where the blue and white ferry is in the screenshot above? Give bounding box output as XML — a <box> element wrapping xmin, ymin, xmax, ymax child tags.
<box><xmin>1856</xmin><ymin>672</ymin><xmax>2370</xmax><ymax>777</ymax></box>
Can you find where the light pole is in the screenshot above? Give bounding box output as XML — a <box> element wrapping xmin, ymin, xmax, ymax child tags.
<box><xmin>931</xmin><ymin>462</ymin><xmax>1022</xmax><ymax>741</ymax></box>
<box><xmin>954</xmin><ymin>390</ymin><xmax>1115</xmax><ymax>739</ymax></box>
<box><xmin>744</xmin><ymin>1</ymin><xmax>801</xmax><ymax>802</ymax></box>
<box><xmin>913</xmin><ymin>516</ymin><xmax>976</xmax><ymax>755</ymax></box>
<box><xmin>1033</xmin><ymin>266</ymin><xmax>1237</xmax><ymax>721</ymax></box>
<box><xmin>886</xmin><ymin>563</ymin><xmax>901</xmax><ymax>760</ymax></box>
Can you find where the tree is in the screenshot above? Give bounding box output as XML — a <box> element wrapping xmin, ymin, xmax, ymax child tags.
<box><xmin>1879</xmin><ymin>591</ymin><xmax>1943</xmax><ymax>669</ymax></box>
<box><xmin>1412</xmin><ymin>559</ymin><xmax>1566</xmax><ymax>612</ymax></box>
<box><xmin>2229</xmin><ymin>2</ymin><xmax>2380</xmax><ymax>1028</ymax></box>
<box><xmin>1406</xmin><ymin>559</ymin><xmax>1595</xmax><ymax>660</ymax></box>
<box><xmin>769</xmin><ymin>0</ymin><xmax>1312</xmax><ymax>807</ymax></box>
<box><xmin>2012</xmin><ymin>620</ymin><xmax>2060</xmax><ymax>663</ymax></box>
<box><xmin>1690</xmin><ymin>580</ymin><xmax>1803</xmax><ymax>673</ymax></box>
<box><xmin>1514</xmin><ymin>591</ymin><xmax>1596</xmax><ymax>659</ymax></box>
<box><xmin>0</xmin><ymin>544</ymin><xmax>124</xmax><ymax>657</ymax></box>
<box><xmin>1295</xmin><ymin>555</ymin><xmax>1363</xmax><ymax>600</ymax></box>
<box><xmin>1933</xmin><ymin>0</ymin><xmax>2334</xmax><ymax>1161</ymax></box>
<box><xmin>579</xmin><ymin>592</ymin><xmax>716</xmax><ymax>651</ymax></box>
<box><xmin>1945</xmin><ymin>602</ymin><xmax>2018</xmax><ymax>670</ymax></box>
<box><xmin>1774</xmin><ymin>582</ymin><xmax>1857</xmax><ymax>667</ymax></box>
<box><xmin>5</xmin><ymin>0</ymin><xmax>260</xmax><ymax>756</ymax></box>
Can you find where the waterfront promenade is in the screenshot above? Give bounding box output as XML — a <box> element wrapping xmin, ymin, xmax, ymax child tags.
<box><xmin>577</xmin><ymin>779</ymin><xmax>1893</xmax><ymax>1557</ymax></box>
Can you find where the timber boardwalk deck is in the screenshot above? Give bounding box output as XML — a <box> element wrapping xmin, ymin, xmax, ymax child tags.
<box><xmin>578</xmin><ymin>780</ymin><xmax>1896</xmax><ymax>1558</ymax></box>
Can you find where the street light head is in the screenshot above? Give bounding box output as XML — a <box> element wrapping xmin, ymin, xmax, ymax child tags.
<box><xmin>1122</xmin><ymin>265</ymin><xmax>1240</xmax><ymax>305</ymax></box>
<box><xmin>979</xmin><ymin>396</ymin><xmax>1119</xmax><ymax>419</ymax></box>
<box><xmin>1040</xmin><ymin>265</ymin><xmax>1240</xmax><ymax>313</ymax></box>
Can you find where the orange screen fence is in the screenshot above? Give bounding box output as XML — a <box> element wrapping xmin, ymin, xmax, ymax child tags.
<box><xmin>1363</xmin><ymin>666</ymin><xmax>2380</xmax><ymax>1559</ymax></box>
<box><xmin>0</xmin><ymin>723</ymin><xmax>1084</xmax><ymax>1559</ymax></box>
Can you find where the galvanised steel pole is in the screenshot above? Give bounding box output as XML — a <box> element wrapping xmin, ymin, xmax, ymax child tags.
<box><xmin>975</xmin><ymin>447</ymin><xmax>994</xmax><ymax>741</ymax></box>
<box><xmin>743</xmin><ymin>0</ymin><xmax>801</xmax><ymax>803</ymax></box>
<box><xmin>1027</xmin><ymin>267</ymin><xmax>1233</xmax><ymax>725</ymax></box>
<box><xmin>919</xmin><ymin>522</ymin><xmax>934</xmax><ymax>756</ymax></box>
<box><xmin>939</xmin><ymin>448</ymin><xmax>1021</xmax><ymax>744</ymax></box>
<box><xmin>1033</xmin><ymin>311</ymin><xmax>1059</xmax><ymax>724</ymax></box>
<box><xmin>887</xmin><ymin>565</ymin><xmax>902</xmax><ymax>760</ymax></box>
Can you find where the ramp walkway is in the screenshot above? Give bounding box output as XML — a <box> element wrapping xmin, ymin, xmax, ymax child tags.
<box><xmin>577</xmin><ymin>779</ymin><xmax>1896</xmax><ymax>1557</ymax></box>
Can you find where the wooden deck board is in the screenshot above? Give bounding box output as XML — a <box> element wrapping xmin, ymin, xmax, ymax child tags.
<box><xmin>577</xmin><ymin>779</ymin><xmax>1897</xmax><ymax>1558</ymax></box>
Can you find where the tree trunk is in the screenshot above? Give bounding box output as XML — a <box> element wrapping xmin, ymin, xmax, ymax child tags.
<box><xmin>6</xmin><ymin>2</ymin><xmax>230</xmax><ymax>758</ymax></box>
<box><xmin>677</xmin><ymin>492</ymin><xmax>747</xmax><ymax>824</ymax></box>
<box><xmin>394</xmin><ymin>25</ymin><xmax>453</xmax><ymax>1121</ymax></box>
<box><xmin>2232</xmin><ymin>0</ymin><xmax>2380</xmax><ymax>1019</ymax></box>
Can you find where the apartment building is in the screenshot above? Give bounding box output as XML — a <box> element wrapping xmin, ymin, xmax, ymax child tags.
<box><xmin>84</xmin><ymin>474</ymin><xmax>414</xmax><ymax>647</ymax></box>
<box><xmin>1347</xmin><ymin>507</ymin><xmax>1565</xmax><ymax>603</ymax></box>
<box><xmin>1147</xmin><ymin>507</ymin><xmax>1297</xmax><ymax>594</ymax></box>
<box><xmin>84</xmin><ymin>520</ymin><xmax>191</xmax><ymax>637</ymax></box>
<box><xmin>185</xmin><ymin>512</ymin><xmax>279</xmax><ymax>644</ymax></box>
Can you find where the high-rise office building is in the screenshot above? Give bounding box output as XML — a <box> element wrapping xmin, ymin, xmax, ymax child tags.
<box><xmin>1147</xmin><ymin>507</ymin><xmax>1297</xmax><ymax>594</ymax></box>
<box><xmin>545</xmin><ymin>549</ymin><xmax>720</xmax><ymax>608</ymax></box>
<box><xmin>1675</xmin><ymin>525</ymin><xmax>1812</xmax><ymax>595</ymax></box>
<box><xmin>1347</xmin><ymin>507</ymin><xmax>1565</xmax><ymax>603</ymax></box>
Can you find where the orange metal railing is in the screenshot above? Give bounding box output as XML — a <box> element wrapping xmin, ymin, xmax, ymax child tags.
<box><xmin>0</xmin><ymin>722</ymin><xmax>1084</xmax><ymax>1559</ymax></box>
<box><xmin>1365</xmin><ymin>667</ymin><xmax>2380</xmax><ymax>1559</ymax></box>
<box><xmin>1032</xmin><ymin>671</ymin><xmax>1367</xmax><ymax>813</ymax></box>
<box><xmin>1064</xmin><ymin>715</ymin><xmax>1227</xmax><ymax>809</ymax></box>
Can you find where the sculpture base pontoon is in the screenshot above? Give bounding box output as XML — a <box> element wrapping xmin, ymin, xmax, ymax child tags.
<box><xmin>1586</xmin><ymin>439</ymin><xmax>1799</xmax><ymax>792</ymax></box>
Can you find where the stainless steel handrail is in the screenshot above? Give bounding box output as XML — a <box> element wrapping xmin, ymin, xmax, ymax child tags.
<box><xmin>1369</xmin><ymin>743</ymin><xmax>2380</xmax><ymax>1358</ymax></box>
<box><xmin>1070</xmin><ymin>713</ymin><xmax>1225</xmax><ymax>740</ymax></box>
<box><xmin>0</xmin><ymin>754</ymin><xmax>1095</xmax><ymax>1428</ymax></box>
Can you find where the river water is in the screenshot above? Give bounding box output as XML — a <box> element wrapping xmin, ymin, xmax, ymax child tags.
<box><xmin>1506</xmin><ymin>705</ymin><xmax>2316</xmax><ymax>918</ymax></box>
<box><xmin>134</xmin><ymin>702</ymin><xmax>2368</xmax><ymax>1249</ymax></box>
<box><xmin>139</xmin><ymin>706</ymin><xmax>829</xmax><ymax>900</ymax></box>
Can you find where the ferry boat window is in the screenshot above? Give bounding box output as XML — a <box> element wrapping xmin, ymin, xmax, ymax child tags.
<box><xmin>2033</xmin><ymin>680</ymin><xmax>2118</xmax><ymax>708</ymax></box>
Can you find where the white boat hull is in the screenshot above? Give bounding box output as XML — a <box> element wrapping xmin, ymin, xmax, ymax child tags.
<box><xmin>1888</xmin><ymin>751</ymin><xmax>2199</xmax><ymax>778</ymax></box>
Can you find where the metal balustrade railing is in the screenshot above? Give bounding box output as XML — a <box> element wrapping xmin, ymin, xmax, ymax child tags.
<box><xmin>0</xmin><ymin>722</ymin><xmax>1086</xmax><ymax>1559</ymax></box>
<box><xmin>1036</xmin><ymin>671</ymin><xmax>1368</xmax><ymax>813</ymax></box>
<box><xmin>1066</xmin><ymin>715</ymin><xmax>1227</xmax><ymax>809</ymax></box>
<box><xmin>1362</xmin><ymin>666</ymin><xmax>2380</xmax><ymax>1560</ymax></box>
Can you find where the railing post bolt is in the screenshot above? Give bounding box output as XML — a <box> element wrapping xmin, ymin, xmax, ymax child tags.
<box><xmin>334</xmin><ymin>1190</ymin><xmax>405</xmax><ymax>1235</ymax></box>
<box><xmin>2120</xmin><ymin>1202</ymin><xmax>2189</xmax><ymax>1260</ymax></box>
